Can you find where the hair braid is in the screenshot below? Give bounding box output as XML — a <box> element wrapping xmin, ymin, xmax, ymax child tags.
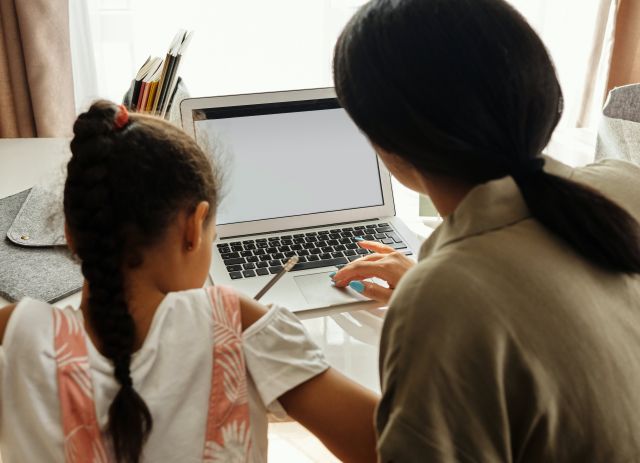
<box><xmin>65</xmin><ymin>99</ymin><xmax>219</xmax><ymax>462</ymax></box>
<box><xmin>65</xmin><ymin>103</ymin><xmax>152</xmax><ymax>463</ymax></box>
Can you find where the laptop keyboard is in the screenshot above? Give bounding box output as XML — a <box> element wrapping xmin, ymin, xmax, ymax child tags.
<box><xmin>216</xmin><ymin>222</ymin><xmax>412</xmax><ymax>280</ymax></box>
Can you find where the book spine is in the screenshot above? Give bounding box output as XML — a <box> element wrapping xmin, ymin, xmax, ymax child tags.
<box><xmin>146</xmin><ymin>81</ymin><xmax>159</xmax><ymax>112</ymax></box>
<box><xmin>138</xmin><ymin>82</ymin><xmax>151</xmax><ymax>113</ymax></box>
<box><xmin>151</xmin><ymin>55</ymin><xmax>170</xmax><ymax>114</ymax></box>
<box><xmin>156</xmin><ymin>54</ymin><xmax>176</xmax><ymax>116</ymax></box>
<box><xmin>161</xmin><ymin>54</ymin><xmax>183</xmax><ymax>118</ymax></box>
<box><xmin>129</xmin><ymin>79</ymin><xmax>142</xmax><ymax>111</ymax></box>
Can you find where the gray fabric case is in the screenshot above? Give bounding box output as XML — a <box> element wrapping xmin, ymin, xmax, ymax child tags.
<box><xmin>0</xmin><ymin>189</ymin><xmax>82</xmax><ymax>303</ymax></box>
<box><xmin>595</xmin><ymin>84</ymin><xmax>640</xmax><ymax>164</ymax></box>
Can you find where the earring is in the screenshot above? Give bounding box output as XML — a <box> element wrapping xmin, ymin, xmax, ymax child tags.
<box><xmin>187</xmin><ymin>242</ymin><xmax>194</xmax><ymax>251</ymax></box>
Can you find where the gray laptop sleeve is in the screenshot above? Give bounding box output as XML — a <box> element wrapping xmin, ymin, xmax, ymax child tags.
<box><xmin>595</xmin><ymin>84</ymin><xmax>640</xmax><ymax>165</ymax></box>
<box><xmin>0</xmin><ymin>188</ymin><xmax>82</xmax><ymax>303</ymax></box>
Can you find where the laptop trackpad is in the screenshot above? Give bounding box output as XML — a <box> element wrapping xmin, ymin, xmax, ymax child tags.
<box><xmin>294</xmin><ymin>272</ymin><xmax>367</xmax><ymax>307</ymax></box>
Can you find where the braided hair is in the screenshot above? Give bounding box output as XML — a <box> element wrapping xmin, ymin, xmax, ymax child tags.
<box><xmin>64</xmin><ymin>100</ymin><xmax>219</xmax><ymax>463</ymax></box>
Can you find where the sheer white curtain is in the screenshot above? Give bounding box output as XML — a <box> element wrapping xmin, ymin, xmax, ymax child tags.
<box><xmin>70</xmin><ymin>0</ymin><xmax>365</xmax><ymax>111</ymax></box>
<box><xmin>69</xmin><ymin>0</ymin><xmax>100</xmax><ymax>115</ymax></box>
<box><xmin>71</xmin><ymin>0</ymin><xmax>618</xmax><ymax>128</ymax></box>
<box><xmin>506</xmin><ymin>0</ymin><xmax>618</xmax><ymax>128</ymax></box>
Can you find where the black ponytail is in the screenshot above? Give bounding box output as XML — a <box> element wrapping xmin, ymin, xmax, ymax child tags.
<box><xmin>334</xmin><ymin>0</ymin><xmax>640</xmax><ymax>273</ymax></box>
<box><xmin>64</xmin><ymin>100</ymin><xmax>219</xmax><ymax>462</ymax></box>
<box><xmin>516</xmin><ymin>171</ymin><xmax>640</xmax><ymax>273</ymax></box>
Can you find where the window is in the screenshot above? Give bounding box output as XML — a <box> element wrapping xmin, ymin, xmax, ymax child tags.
<box><xmin>71</xmin><ymin>0</ymin><xmax>614</xmax><ymax>218</ymax></box>
<box><xmin>75</xmin><ymin>0</ymin><xmax>366</xmax><ymax>107</ymax></box>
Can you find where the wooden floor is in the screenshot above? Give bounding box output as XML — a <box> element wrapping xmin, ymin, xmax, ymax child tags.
<box><xmin>0</xmin><ymin>422</ymin><xmax>336</xmax><ymax>462</ymax></box>
<box><xmin>268</xmin><ymin>422</ymin><xmax>340</xmax><ymax>462</ymax></box>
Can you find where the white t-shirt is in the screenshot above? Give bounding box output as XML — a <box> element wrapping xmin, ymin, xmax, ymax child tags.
<box><xmin>0</xmin><ymin>289</ymin><xmax>329</xmax><ymax>462</ymax></box>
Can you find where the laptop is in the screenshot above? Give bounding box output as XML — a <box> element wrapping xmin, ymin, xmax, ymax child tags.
<box><xmin>180</xmin><ymin>88</ymin><xmax>422</xmax><ymax>313</ymax></box>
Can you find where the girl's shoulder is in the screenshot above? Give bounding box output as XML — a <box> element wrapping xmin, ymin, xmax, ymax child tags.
<box><xmin>1</xmin><ymin>297</ymin><xmax>59</xmax><ymax>356</ymax></box>
<box><xmin>0</xmin><ymin>303</ymin><xmax>17</xmax><ymax>344</ymax></box>
<box><xmin>145</xmin><ymin>286</ymin><xmax>239</xmax><ymax>343</ymax></box>
<box><xmin>163</xmin><ymin>286</ymin><xmax>238</xmax><ymax>319</ymax></box>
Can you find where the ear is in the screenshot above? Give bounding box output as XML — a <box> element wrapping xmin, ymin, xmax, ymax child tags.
<box><xmin>184</xmin><ymin>201</ymin><xmax>210</xmax><ymax>252</ymax></box>
<box><xmin>64</xmin><ymin>222</ymin><xmax>77</xmax><ymax>254</ymax></box>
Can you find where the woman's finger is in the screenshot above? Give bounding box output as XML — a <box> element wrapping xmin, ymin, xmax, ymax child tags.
<box><xmin>348</xmin><ymin>280</ymin><xmax>393</xmax><ymax>304</ymax></box>
<box><xmin>331</xmin><ymin>260</ymin><xmax>396</xmax><ymax>287</ymax></box>
<box><xmin>355</xmin><ymin>239</ymin><xmax>395</xmax><ymax>254</ymax></box>
<box><xmin>347</xmin><ymin>253</ymin><xmax>385</xmax><ymax>264</ymax></box>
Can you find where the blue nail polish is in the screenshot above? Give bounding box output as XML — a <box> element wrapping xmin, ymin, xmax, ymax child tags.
<box><xmin>349</xmin><ymin>280</ymin><xmax>365</xmax><ymax>293</ymax></box>
<box><xmin>329</xmin><ymin>271</ymin><xmax>336</xmax><ymax>279</ymax></box>
<box><xmin>354</xmin><ymin>236</ymin><xmax>364</xmax><ymax>242</ymax></box>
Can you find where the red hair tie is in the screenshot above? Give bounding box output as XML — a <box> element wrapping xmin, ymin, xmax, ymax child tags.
<box><xmin>114</xmin><ymin>104</ymin><xmax>129</xmax><ymax>130</ymax></box>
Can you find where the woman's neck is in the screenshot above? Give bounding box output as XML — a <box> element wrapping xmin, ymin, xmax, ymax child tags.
<box><xmin>423</xmin><ymin>176</ymin><xmax>474</xmax><ymax>217</ymax></box>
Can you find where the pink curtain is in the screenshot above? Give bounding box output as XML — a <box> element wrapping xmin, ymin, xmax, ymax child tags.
<box><xmin>0</xmin><ymin>0</ymin><xmax>75</xmax><ymax>137</ymax></box>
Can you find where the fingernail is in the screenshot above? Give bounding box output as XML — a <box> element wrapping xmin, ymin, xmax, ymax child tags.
<box><xmin>329</xmin><ymin>271</ymin><xmax>336</xmax><ymax>279</ymax></box>
<box><xmin>349</xmin><ymin>280</ymin><xmax>365</xmax><ymax>293</ymax></box>
<box><xmin>354</xmin><ymin>236</ymin><xmax>364</xmax><ymax>242</ymax></box>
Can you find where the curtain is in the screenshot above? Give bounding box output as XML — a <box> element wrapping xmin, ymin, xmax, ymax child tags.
<box><xmin>0</xmin><ymin>0</ymin><xmax>75</xmax><ymax>138</ymax></box>
<box><xmin>68</xmin><ymin>0</ymin><xmax>99</xmax><ymax>115</ymax></box>
<box><xmin>507</xmin><ymin>0</ymin><xmax>619</xmax><ymax>129</ymax></box>
<box><xmin>607</xmin><ymin>0</ymin><xmax>640</xmax><ymax>90</ymax></box>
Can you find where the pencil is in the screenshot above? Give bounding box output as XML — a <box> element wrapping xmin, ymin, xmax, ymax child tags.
<box><xmin>254</xmin><ymin>256</ymin><xmax>299</xmax><ymax>301</ymax></box>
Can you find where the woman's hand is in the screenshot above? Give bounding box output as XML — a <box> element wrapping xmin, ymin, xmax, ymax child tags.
<box><xmin>331</xmin><ymin>240</ymin><xmax>415</xmax><ymax>304</ymax></box>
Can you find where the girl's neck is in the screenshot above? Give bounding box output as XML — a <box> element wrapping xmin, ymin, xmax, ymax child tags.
<box><xmin>79</xmin><ymin>279</ymin><xmax>167</xmax><ymax>353</ymax></box>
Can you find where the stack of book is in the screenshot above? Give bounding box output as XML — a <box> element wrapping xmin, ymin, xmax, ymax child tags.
<box><xmin>128</xmin><ymin>29</ymin><xmax>193</xmax><ymax>118</ymax></box>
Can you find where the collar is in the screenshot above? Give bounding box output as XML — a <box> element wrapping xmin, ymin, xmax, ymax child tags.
<box><xmin>419</xmin><ymin>156</ymin><xmax>575</xmax><ymax>259</ymax></box>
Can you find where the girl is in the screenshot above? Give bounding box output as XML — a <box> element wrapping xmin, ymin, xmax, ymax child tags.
<box><xmin>0</xmin><ymin>101</ymin><xmax>378</xmax><ymax>463</ymax></box>
<box><xmin>331</xmin><ymin>0</ymin><xmax>640</xmax><ymax>461</ymax></box>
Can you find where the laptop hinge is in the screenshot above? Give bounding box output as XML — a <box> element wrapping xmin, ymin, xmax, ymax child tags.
<box><xmin>219</xmin><ymin>218</ymin><xmax>384</xmax><ymax>240</ymax></box>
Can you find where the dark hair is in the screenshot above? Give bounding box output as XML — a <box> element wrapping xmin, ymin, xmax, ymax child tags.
<box><xmin>64</xmin><ymin>100</ymin><xmax>219</xmax><ymax>463</ymax></box>
<box><xmin>334</xmin><ymin>0</ymin><xmax>640</xmax><ymax>273</ymax></box>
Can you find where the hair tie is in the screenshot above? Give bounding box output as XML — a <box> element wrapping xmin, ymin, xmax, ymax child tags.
<box><xmin>114</xmin><ymin>104</ymin><xmax>129</xmax><ymax>130</ymax></box>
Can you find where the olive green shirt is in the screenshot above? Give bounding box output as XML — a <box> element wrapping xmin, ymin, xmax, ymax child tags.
<box><xmin>377</xmin><ymin>158</ymin><xmax>640</xmax><ymax>462</ymax></box>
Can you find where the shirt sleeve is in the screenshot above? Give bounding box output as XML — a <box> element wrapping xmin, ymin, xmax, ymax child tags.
<box><xmin>376</xmin><ymin>265</ymin><xmax>545</xmax><ymax>463</ymax></box>
<box><xmin>242</xmin><ymin>305</ymin><xmax>330</xmax><ymax>412</ymax></box>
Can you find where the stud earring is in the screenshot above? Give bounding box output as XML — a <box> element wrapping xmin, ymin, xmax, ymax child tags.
<box><xmin>187</xmin><ymin>242</ymin><xmax>194</xmax><ymax>251</ymax></box>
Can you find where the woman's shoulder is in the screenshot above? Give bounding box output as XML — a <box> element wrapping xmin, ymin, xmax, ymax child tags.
<box><xmin>574</xmin><ymin>159</ymin><xmax>640</xmax><ymax>219</ymax></box>
<box><xmin>389</xmin><ymin>252</ymin><xmax>497</xmax><ymax>325</ymax></box>
<box><xmin>383</xmin><ymin>255</ymin><xmax>513</xmax><ymax>378</ymax></box>
<box><xmin>577</xmin><ymin>158</ymin><xmax>640</xmax><ymax>185</ymax></box>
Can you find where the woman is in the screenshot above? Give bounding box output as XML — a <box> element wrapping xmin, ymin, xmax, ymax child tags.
<box><xmin>331</xmin><ymin>0</ymin><xmax>640</xmax><ymax>461</ymax></box>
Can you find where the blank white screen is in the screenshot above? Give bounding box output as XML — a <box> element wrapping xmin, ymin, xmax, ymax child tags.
<box><xmin>195</xmin><ymin>107</ymin><xmax>384</xmax><ymax>225</ymax></box>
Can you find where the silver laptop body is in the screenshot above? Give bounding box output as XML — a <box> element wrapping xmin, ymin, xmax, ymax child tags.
<box><xmin>181</xmin><ymin>88</ymin><xmax>421</xmax><ymax>313</ymax></box>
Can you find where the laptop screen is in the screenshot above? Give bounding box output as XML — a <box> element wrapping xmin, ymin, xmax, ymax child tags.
<box><xmin>192</xmin><ymin>98</ymin><xmax>384</xmax><ymax>226</ymax></box>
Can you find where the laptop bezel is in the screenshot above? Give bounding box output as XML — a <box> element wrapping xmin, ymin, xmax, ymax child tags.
<box><xmin>180</xmin><ymin>88</ymin><xmax>395</xmax><ymax>239</ymax></box>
